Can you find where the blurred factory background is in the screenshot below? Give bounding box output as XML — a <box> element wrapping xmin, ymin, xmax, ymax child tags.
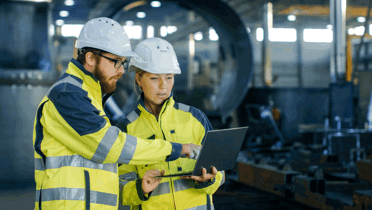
<box><xmin>1</xmin><ymin>0</ymin><xmax>372</xmax><ymax>209</ymax></box>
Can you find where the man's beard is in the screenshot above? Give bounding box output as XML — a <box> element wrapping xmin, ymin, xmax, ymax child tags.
<box><xmin>93</xmin><ymin>65</ymin><xmax>118</xmax><ymax>94</ymax></box>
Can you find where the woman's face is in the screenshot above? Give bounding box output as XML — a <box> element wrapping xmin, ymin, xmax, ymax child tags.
<box><xmin>136</xmin><ymin>71</ymin><xmax>175</xmax><ymax>108</ymax></box>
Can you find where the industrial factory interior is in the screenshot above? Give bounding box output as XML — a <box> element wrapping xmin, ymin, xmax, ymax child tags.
<box><xmin>2</xmin><ymin>0</ymin><xmax>372</xmax><ymax>209</ymax></box>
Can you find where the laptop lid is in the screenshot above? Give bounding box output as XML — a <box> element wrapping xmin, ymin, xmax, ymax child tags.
<box><xmin>158</xmin><ymin>126</ymin><xmax>248</xmax><ymax>177</ymax></box>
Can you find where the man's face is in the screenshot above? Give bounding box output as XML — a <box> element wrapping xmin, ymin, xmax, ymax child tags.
<box><xmin>93</xmin><ymin>53</ymin><xmax>126</xmax><ymax>94</ymax></box>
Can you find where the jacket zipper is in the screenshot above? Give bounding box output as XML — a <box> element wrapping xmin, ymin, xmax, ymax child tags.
<box><xmin>158</xmin><ymin>110</ymin><xmax>177</xmax><ymax>210</ymax></box>
<box><xmin>84</xmin><ymin>170</ymin><xmax>91</xmax><ymax>210</ymax></box>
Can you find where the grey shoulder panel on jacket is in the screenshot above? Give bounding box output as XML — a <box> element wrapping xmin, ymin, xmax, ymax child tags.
<box><xmin>174</xmin><ymin>102</ymin><xmax>213</xmax><ymax>130</ymax></box>
<box><xmin>115</xmin><ymin>108</ymin><xmax>142</xmax><ymax>132</ymax></box>
<box><xmin>47</xmin><ymin>74</ymin><xmax>84</xmax><ymax>102</ymax></box>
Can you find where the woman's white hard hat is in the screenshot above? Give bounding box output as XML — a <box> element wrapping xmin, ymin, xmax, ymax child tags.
<box><xmin>75</xmin><ymin>17</ymin><xmax>137</xmax><ymax>57</ymax></box>
<box><xmin>129</xmin><ymin>37</ymin><xmax>181</xmax><ymax>74</ymax></box>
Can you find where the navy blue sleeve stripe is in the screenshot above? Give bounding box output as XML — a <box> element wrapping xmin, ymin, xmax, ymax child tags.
<box><xmin>35</xmin><ymin>100</ymin><xmax>48</xmax><ymax>164</ymax></box>
<box><xmin>165</xmin><ymin>142</ymin><xmax>182</xmax><ymax>162</ymax></box>
<box><xmin>53</xmin><ymin>85</ymin><xmax>107</xmax><ymax>136</ymax></box>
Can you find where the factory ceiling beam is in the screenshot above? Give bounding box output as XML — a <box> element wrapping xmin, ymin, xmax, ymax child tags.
<box><xmin>164</xmin><ymin>17</ymin><xmax>208</xmax><ymax>42</ymax></box>
<box><xmin>165</xmin><ymin>0</ymin><xmax>275</xmax><ymax>41</ymax></box>
<box><xmin>278</xmin><ymin>5</ymin><xmax>372</xmax><ymax>18</ymax></box>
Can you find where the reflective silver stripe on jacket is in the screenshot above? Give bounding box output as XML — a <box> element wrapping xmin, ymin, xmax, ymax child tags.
<box><xmin>46</xmin><ymin>76</ymin><xmax>82</xmax><ymax>98</ymax></box>
<box><xmin>34</xmin><ymin>155</ymin><xmax>117</xmax><ymax>173</ymax></box>
<box><xmin>126</xmin><ymin>110</ymin><xmax>139</xmax><ymax>123</ymax></box>
<box><xmin>117</xmin><ymin>134</ymin><xmax>137</xmax><ymax>164</ymax></box>
<box><xmin>119</xmin><ymin>171</ymin><xmax>138</xmax><ymax>203</ymax></box>
<box><xmin>37</xmin><ymin>188</ymin><xmax>117</xmax><ymax>206</ymax></box>
<box><xmin>185</xmin><ymin>204</ymin><xmax>215</xmax><ymax>210</ymax></box>
<box><xmin>119</xmin><ymin>171</ymin><xmax>138</xmax><ymax>182</ymax></box>
<box><xmin>152</xmin><ymin>182</ymin><xmax>170</xmax><ymax>196</ymax></box>
<box><xmin>34</xmin><ymin>158</ymin><xmax>45</xmax><ymax>171</ymax></box>
<box><xmin>119</xmin><ymin>171</ymin><xmax>137</xmax><ymax>187</ymax></box>
<box><xmin>35</xmin><ymin>189</ymin><xmax>41</xmax><ymax>202</ymax></box>
<box><xmin>178</xmin><ymin>103</ymin><xmax>190</xmax><ymax>112</ymax></box>
<box><xmin>173</xmin><ymin>179</ymin><xmax>193</xmax><ymax>192</ymax></box>
<box><xmin>219</xmin><ymin>171</ymin><xmax>225</xmax><ymax>186</ymax></box>
<box><xmin>91</xmin><ymin>126</ymin><xmax>120</xmax><ymax>163</ymax></box>
<box><xmin>119</xmin><ymin>184</ymin><xmax>124</xmax><ymax>204</ymax></box>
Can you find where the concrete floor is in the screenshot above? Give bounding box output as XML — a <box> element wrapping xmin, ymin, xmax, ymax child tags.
<box><xmin>0</xmin><ymin>179</ymin><xmax>316</xmax><ymax>210</ymax></box>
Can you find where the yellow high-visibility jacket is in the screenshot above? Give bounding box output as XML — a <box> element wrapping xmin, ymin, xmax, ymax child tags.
<box><xmin>117</xmin><ymin>95</ymin><xmax>225</xmax><ymax>210</ymax></box>
<box><xmin>33</xmin><ymin>59</ymin><xmax>182</xmax><ymax>210</ymax></box>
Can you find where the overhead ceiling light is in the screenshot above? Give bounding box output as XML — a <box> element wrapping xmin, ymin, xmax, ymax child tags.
<box><xmin>125</xmin><ymin>20</ymin><xmax>134</xmax><ymax>26</ymax></box>
<box><xmin>64</xmin><ymin>0</ymin><xmax>74</xmax><ymax>6</ymax></box>
<box><xmin>59</xmin><ymin>10</ymin><xmax>69</xmax><ymax>17</ymax></box>
<box><xmin>147</xmin><ymin>25</ymin><xmax>154</xmax><ymax>38</ymax></box>
<box><xmin>136</xmin><ymin>12</ymin><xmax>146</xmax><ymax>19</ymax></box>
<box><xmin>167</xmin><ymin>26</ymin><xmax>177</xmax><ymax>34</ymax></box>
<box><xmin>56</xmin><ymin>19</ymin><xmax>64</xmax><ymax>26</ymax></box>
<box><xmin>287</xmin><ymin>15</ymin><xmax>296</xmax><ymax>21</ymax></box>
<box><xmin>358</xmin><ymin>17</ymin><xmax>366</xmax><ymax>23</ymax></box>
<box><xmin>194</xmin><ymin>31</ymin><xmax>203</xmax><ymax>41</ymax></box>
<box><xmin>151</xmin><ymin>1</ymin><xmax>161</xmax><ymax>8</ymax></box>
<box><xmin>49</xmin><ymin>24</ymin><xmax>55</xmax><ymax>36</ymax></box>
<box><xmin>355</xmin><ymin>26</ymin><xmax>365</xmax><ymax>35</ymax></box>
<box><xmin>348</xmin><ymin>28</ymin><xmax>355</xmax><ymax>35</ymax></box>
<box><xmin>209</xmin><ymin>28</ymin><xmax>219</xmax><ymax>41</ymax></box>
<box><xmin>160</xmin><ymin>26</ymin><xmax>167</xmax><ymax>37</ymax></box>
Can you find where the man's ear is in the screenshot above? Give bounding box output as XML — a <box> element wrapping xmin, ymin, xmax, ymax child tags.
<box><xmin>85</xmin><ymin>52</ymin><xmax>96</xmax><ymax>67</ymax></box>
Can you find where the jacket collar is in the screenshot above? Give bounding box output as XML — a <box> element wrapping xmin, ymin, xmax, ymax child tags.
<box><xmin>138</xmin><ymin>92</ymin><xmax>175</xmax><ymax>116</ymax></box>
<box><xmin>67</xmin><ymin>59</ymin><xmax>101</xmax><ymax>91</ymax></box>
<box><xmin>66</xmin><ymin>59</ymin><xmax>116</xmax><ymax>106</ymax></box>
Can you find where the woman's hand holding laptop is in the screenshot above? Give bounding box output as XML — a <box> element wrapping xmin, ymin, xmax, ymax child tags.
<box><xmin>180</xmin><ymin>166</ymin><xmax>218</xmax><ymax>183</ymax></box>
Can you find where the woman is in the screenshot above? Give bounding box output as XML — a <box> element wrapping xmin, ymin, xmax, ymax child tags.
<box><xmin>117</xmin><ymin>37</ymin><xmax>225</xmax><ymax>210</ymax></box>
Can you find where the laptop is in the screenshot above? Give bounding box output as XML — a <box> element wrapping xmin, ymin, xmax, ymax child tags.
<box><xmin>157</xmin><ymin>127</ymin><xmax>248</xmax><ymax>177</ymax></box>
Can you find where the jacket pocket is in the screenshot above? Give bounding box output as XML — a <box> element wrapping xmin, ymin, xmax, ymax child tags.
<box><xmin>84</xmin><ymin>170</ymin><xmax>91</xmax><ymax>210</ymax></box>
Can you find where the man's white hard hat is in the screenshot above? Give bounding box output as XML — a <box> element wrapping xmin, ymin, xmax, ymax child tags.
<box><xmin>75</xmin><ymin>17</ymin><xmax>137</xmax><ymax>57</ymax></box>
<box><xmin>129</xmin><ymin>37</ymin><xmax>181</xmax><ymax>74</ymax></box>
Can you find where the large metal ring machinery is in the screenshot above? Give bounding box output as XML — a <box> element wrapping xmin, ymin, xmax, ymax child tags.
<box><xmin>93</xmin><ymin>0</ymin><xmax>254</xmax><ymax>123</ymax></box>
